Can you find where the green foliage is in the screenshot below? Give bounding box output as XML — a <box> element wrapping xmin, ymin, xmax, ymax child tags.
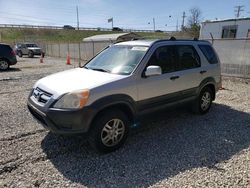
<box><xmin>184</xmin><ymin>24</ymin><xmax>201</xmax><ymax>38</ymax></box>
<box><xmin>0</xmin><ymin>28</ymin><xmax>193</xmax><ymax>43</ymax></box>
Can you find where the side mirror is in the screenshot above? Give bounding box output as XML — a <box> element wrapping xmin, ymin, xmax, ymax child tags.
<box><xmin>144</xmin><ymin>65</ymin><xmax>162</xmax><ymax>77</ymax></box>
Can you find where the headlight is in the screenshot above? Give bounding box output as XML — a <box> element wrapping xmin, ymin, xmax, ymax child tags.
<box><xmin>53</xmin><ymin>89</ymin><xmax>89</xmax><ymax>109</ymax></box>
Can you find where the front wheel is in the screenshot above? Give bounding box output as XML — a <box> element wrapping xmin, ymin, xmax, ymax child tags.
<box><xmin>28</xmin><ymin>51</ymin><xmax>34</xmax><ymax>58</ymax></box>
<box><xmin>192</xmin><ymin>87</ymin><xmax>213</xmax><ymax>114</ymax></box>
<box><xmin>88</xmin><ymin>109</ymin><xmax>129</xmax><ymax>153</ymax></box>
<box><xmin>17</xmin><ymin>51</ymin><xmax>23</xmax><ymax>57</ymax></box>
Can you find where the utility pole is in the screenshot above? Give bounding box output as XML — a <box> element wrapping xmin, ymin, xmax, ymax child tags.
<box><xmin>234</xmin><ymin>5</ymin><xmax>244</xmax><ymax>18</ymax></box>
<box><xmin>181</xmin><ymin>11</ymin><xmax>186</xmax><ymax>30</ymax></box>
<box><xmin>176</xmin><ymin>19</ymin><xmax>179</xmax><ymax>31</ymax></box>
<box><xmin>76</xmin><ymin>5</ymin><xmax>79</xmax><ymax>30</ymax></box>
<box><xmin>153</xmin><ymin>18</ymin><xmax>155</xmax><ymax>32</ymax></box>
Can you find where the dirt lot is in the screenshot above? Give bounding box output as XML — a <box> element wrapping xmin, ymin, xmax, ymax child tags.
<box><xmin>0</xmin><ymin>57</ymin><xmax>250</xmax><ymax>188</ymax></box>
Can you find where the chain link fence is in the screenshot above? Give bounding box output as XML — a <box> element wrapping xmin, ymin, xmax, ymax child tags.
<box><xmin>2</xmin><ymin>37</ymin><xmax>250</xmax><ymax>78</ymax></box>
<box><xmin>44</xmin><ymin>39</ymin><xmax>250</xmax><ymax>78</ymax></box>
<box><xmin>44</xmin><ymin>41</ymin><xmax>113</xmax><ymax>66</ymax></box>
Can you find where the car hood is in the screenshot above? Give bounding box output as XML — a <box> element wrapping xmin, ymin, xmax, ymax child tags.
<box><xmin>34</xmin><ymin>68</ymin><xmax>127</xmax><ymax>99</ymax></box>
<box><xmin>28</xmin><ymin>47</ymin><xmax>41</xmax><ymax>50</ymax></box>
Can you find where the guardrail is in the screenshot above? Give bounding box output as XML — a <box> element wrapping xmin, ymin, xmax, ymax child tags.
<box><xmin>0</xmin><ymin>24</ymin><xmax>154</xmax><ymax>33</ymax></box>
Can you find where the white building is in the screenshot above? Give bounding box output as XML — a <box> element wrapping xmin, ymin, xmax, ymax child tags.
<box><xmin>200</xmin><ymin>18</ymin><xmax>250</xmax><ymax>39</ymax></box>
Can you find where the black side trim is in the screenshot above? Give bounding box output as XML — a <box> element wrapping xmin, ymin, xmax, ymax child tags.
<box><xmin>137</xmin><ymin>87</ymin><xmax>198</xmax><ymax>112</ymax></box>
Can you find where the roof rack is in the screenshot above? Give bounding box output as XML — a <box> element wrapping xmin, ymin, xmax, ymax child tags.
<box><xmin>169</xmin><ymin>36</ymin><xmax>176</xmax><ymax>41</ymax></box>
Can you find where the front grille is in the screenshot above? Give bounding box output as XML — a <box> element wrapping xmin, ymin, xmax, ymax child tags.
<box><xmin>32</xmin><ymin>87</ymin><xmax>52</xmax><ymax>105</ymax></box>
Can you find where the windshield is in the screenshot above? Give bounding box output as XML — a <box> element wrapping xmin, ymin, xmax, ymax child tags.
<box><xmin>84</xmin><ymin>45</ymin><xmax>148</xmax><ymax>75</ymax></box>
<box><xmin>26</xmin><ymin>44</ymin><xmax>38</xmax><ymax>47</ymax></box>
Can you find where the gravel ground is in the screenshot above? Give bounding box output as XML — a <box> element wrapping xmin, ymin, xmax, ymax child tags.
<box><xmin>0</xmin><ymin>57</ymin><xmax>250</xmax><ymax>188</ymax></box>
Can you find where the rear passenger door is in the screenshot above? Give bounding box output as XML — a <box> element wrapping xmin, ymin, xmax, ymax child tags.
<box><xmin>173</xmin><ymin>45</ymin><xmax>203</xmax><ymax>95</ymax></box>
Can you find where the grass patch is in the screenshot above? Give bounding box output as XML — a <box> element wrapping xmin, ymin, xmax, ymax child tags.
<box><xmin>0</xmin><ymin>28</ymin><xmax>193</xmax><ymax>43</ymax></box>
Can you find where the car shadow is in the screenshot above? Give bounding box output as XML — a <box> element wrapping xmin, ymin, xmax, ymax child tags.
<box><xmin>41</xmin><ymin>103</ymin><xmax>250</xmax><ymax>187</ymax></box>
<box><xmin>18</xmin><ymin>56</ymin><xmax>40</xmax><ymax>59</ymax></box>
<box><xmin>2</xmin><ymin>67</ymin><xmax>21</xmax><ymax>72</ymax></box>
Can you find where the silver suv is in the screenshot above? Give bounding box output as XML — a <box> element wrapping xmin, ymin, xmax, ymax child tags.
<box><xmin>15</xmin><ymin>43</ymin><xmax>44</xmax><ymax>58</ymax></box>
<box><xmin>27</xmin><ymin>37</ymin><xmax>221</xmax><ymax>153</ymax></box>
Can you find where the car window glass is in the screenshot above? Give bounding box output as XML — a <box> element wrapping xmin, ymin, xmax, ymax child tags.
<box><xmin>148</xmin><ymin>46</ymin><xmax>176</xmax><ymax>73</ymax></box>
<box><xmin>176</xmin><ymin>45</ymin><xmax>200</xmax><ymax>70</ymax></box>
<box><xmin>199</xmin><ymin>45</ymin><xmax>218</xmax><ymax>64</ymax></box>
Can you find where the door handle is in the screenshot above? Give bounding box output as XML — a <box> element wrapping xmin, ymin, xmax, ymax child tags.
<box><xmin>170</xmin><ymin>76</ymin><xmax>180</xmax><ymax>80</ymax></box>
<box><xmin>200</xmin><ymin>70</ymin><xmax>207</xmax><ymax>74</ymax></box>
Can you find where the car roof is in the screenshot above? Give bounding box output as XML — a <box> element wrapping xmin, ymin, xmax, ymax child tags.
<box><xmin>115</xmin><ymin>40</ymin><xmax>155</xmax><ymax>47</ymax></box>
<box><xmin>115</xmin><ymin>38</ymin><xmax>211</xmax><ymax>47</ymax></box>
<box><xmin>0</xmin><ymin>43</ymin><xmax>11</xmax><ymax>47</ymax></box>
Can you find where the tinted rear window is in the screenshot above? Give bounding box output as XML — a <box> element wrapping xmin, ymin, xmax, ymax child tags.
<box><xmin>199</xmin><ymin>45</ymin><xmax>218</xmax><ymax>64</ymax></box>
<box><xmin>0</xmin><ymin>44</ymin><xmax>12</xmax><ymax>52</ymax></box>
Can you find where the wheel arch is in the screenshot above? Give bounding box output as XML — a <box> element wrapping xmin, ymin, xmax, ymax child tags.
<box><xmin>199</xmin><ymin>77</ymin><xmax>216</xmax><ymax>100</ymax></box>
<box><xmin>88</xmin><ymin>94</ymin><xmax>137</xmax><ymax>131</ymax></box>
<box><xmin>0</xmin><ymin>57</ymin><xmax>10</xmax><ymax>63</ymax></box>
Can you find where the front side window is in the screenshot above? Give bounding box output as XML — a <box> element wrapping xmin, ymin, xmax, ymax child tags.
<box><xmin>85</xmin><ymin>45</ymin><xmax>148</xmax><ymax>75</ymax></box>
<box><xmin>26</xmin><ymin>44</ymin><xmax>38</xmax><ymax>47</ymax></box>
<box><xmin>176</xmin><ymin>45</ymin><xmax>200</xmax><ymax>70</ymax></box>
<box><xmin>148</xmin><ymin>45</ymin><xmax>176</xmax><ymax>73</ymax></box>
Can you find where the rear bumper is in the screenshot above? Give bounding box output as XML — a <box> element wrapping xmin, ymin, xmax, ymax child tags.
<box><xmin>27</xmin><ymin>95</ymin><xmax>96</xmax><ymax>134</ymax></box>
<box><xmin>9</xmin><ymin>57</ymin><xmax>17</xmax><ymax>65</ymax></box>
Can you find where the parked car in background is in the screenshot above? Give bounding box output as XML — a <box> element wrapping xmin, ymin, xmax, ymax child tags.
<box><xmin>63</xmin><ymin>25</ymin><xmax>75</xmax><ymax>30</ymax></box>
<box><xmin>27</xmin><ymin>37</ymin><xmax>221</xmax><ymax>153</ymax></box>
<box><xmin>14</xmin><ymin>43</ymin><xmax>45</xmax><ymax>58</ymax></box>
<box><xmin>0</xmin><ymin>43</ymin><xmax>17</xmax><ymax>71</ymax></box>
<box><xmin>112</xmin><ymin>27</ymin><xmax>123</xmax><ymax>31</ymax></box>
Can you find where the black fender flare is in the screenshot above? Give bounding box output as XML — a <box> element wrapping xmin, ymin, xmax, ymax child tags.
<box><xmin>89</xmin><ymin>94</ymin><xmax>137</xmax><ymax>124</ymax></box>
<box><xmin>198</xmin><ymin>77</ymin><xmax>216</xmax><ymax>99</ymax></box>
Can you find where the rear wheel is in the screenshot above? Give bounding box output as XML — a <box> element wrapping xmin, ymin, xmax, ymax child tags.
<box><xmin>193</xmin><ymin>87</ymin><xmax>213</xmax><ymax>114</ymax></box>
<box><xmin>0</xmin><ymin>59</ymin><xmax>9</xmax><ymax>71</ymax></box>
<box><xmin>28</xmin><ymin>51</ymin><xmax>34</xmax><ymax>58</ymax></box>
<box><xmin>88</xmin><ymin>109</ymin><xmax>129</xmax><ymax>153</ymax></box>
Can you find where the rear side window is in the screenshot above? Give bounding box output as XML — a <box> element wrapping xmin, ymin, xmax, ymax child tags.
<box><xmin>0</xmin><ymin>45</ymin><xmax>12</xmax><ymax>53</ymax></box>
<box><xmin>176</xmin><ymin>45</ymin><xmax>200</xmax><ymax>71</ymax></box>
<box><xmin>199</xmin><ymin>45</ymin><xmax>218</xmax><ymax>64</ymax></box>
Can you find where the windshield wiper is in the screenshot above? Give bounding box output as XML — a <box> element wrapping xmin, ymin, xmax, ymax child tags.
<box><xmin>89</xmin><ymin>68</ymin><xmax>110</xmax><ymax>73</ymax></box>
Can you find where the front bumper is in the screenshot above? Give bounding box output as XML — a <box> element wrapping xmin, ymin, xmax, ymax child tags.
<box><xmin>27</xmin><ymin>94</ymin><xmax>96</xmax><ymax>134</ymax></box>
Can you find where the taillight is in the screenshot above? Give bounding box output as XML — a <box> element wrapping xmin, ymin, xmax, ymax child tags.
<box><xmin>11</xmin><ymin>50</ymin><xmax>15</xmax><ymax>56</ymax></box>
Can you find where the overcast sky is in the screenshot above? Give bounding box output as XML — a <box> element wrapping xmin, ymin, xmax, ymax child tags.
<box><xmin>0</xmin><ymin>0</ymin><xmax>249</xmax><ymax>31</ymax></box>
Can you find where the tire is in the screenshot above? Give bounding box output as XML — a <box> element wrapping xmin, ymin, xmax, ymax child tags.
<box><xmin>0</xmin><ymin>59</ymin><xmax>9</xmax><ymax>71</ymax></box>
<box><xmin>28</xmin><ymin>51</ymin><xmax>34</xmax><ymax>58</ymax></box>
<box><xmin>192</xmin><ymin>87</ymin><xmax>213</xmax><ymax>114</ymax></box>
<box><xmin>17</xmin><ymin>51</ymin><xmax>23</xmax><ymax>57</ymax></box>
<box><xmin>88</xmin><ymin>109</ymin><xmax>129</xmax><ymax>153</ymax></box>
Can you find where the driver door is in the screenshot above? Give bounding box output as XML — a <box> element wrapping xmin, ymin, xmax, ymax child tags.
<box><xmin>136</xmin><ymin>44</ymin><xmax>183</xmax><ymax>110</ymax></box>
